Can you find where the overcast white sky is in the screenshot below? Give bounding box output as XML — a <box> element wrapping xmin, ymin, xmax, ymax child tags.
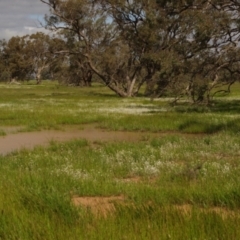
<box><xmin>0</xmin><ymin>0</ymin><xmax>50</xmax><ymax>40</ymax></box>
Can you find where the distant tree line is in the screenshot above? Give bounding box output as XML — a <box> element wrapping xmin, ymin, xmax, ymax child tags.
<box><xmin>1</xmin><ymin>0</ymin><xmax>240</xmax><ymax>103</ymax></box>
<box><xmin>0</xmin><ymin>32</ymin><xmax>91</xmax><ymax>86</ymax></box>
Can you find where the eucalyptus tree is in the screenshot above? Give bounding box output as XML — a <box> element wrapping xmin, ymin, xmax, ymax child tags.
<box><xmin>25</xmin><ymin>32</ymin><xmax>53</xmax><ymax>84</ymax></box>
<box><xmin>40</xmin><ymin>0</ymin><xmax>240</xmax><ymax>100</ymax></box>
<box><xmin>0</xmin><ymin>39</ymin><xmax>10</xmax><ymax>81</ymax></box>
<box><xmin>38</xmin><ymin>0</ymin><xmax>180</xmax><ymax>96</ymax></box>
<box><xmin>0</xmin><ymin>33</ymin><xmax>67</xmax><ymax>83</ymax></box>
<box><xmin>3</xmin><ymin>36</ymin><xmax>32</xmax><ymax>81</ymax></box>
<box><xmin>39</xmin><ymin>0</ymin><xmax>215</xmax><ymax>97</ymax></box>
<box><xmin>181</xmin><ymin>0</ymin><xmax>240</xmax><ymax>103</ymax></box>
<box><xmin>65</xmin><ymin>55</ymin><xmax>93</xmax><ymax>86</ymax></box>
<box><xmin>148</xmin><ymin>0</ymin><xmax>240</xmax><ymax>103</ymax></box>
<box><xmin>101</xmin><ymin>0</ymin><xmax>162</xmax><ymax>96</ymax></box>
<box><xmin>41</xmin><ymin>0</ymin><xmax>136</xmax><ymax>96</ymax></box>
<box><xmin>25</xmin><ymin>32</ymin><xmax>66</xmax><ymax>84</ymax></box>
<box><xmin>104</xmin><ymin>0</ymin><xmax>210</xmax><ymax>98</ymax></box>
<box><xmin>56</xmin><ymin>31</ymin><xmax>93</xmax><ymax>86</ymax></box>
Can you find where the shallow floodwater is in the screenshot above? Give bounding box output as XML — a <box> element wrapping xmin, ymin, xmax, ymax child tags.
<box><xmin>0</xmin><ymin>125</ymin><xmax>151</xmax><ymax>156</ymax></box>
<box><xmin>0</xmin><ymin>125</ymin><xmax>204</xmax><ymax>156</ymax></box>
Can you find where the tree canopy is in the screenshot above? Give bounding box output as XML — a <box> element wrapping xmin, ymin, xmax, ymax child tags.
<box><xmin>1</xmin><ymin>0</ymin><xmax>240</xmax><ymax>103</ymax></box>
<box><xmin>38</xmin><ymin>0</ymin><xmax>240</xmax><ymax>101</ymax></box>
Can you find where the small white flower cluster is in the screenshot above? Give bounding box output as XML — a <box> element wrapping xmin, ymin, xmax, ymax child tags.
<box><xmin>130</xmin><ymin>160</ymin><xmax>182</xmax><ymax>175</ymax></box>
<box><xmin>201</xmin><ymin>161</ymin><xmax>232</xmax><ymax>177</ymax></box>
<box><xmin>53</xmin><ymin>164</ymin><xmax>90</xmax><ymax>180</ymax></box>
<box><xmin>0</xmin><ymin>103</ymin><xmax>14</xmax><ymax>108</ymax></box>
<box><xmin>100</xmin><ymin>147</ymin><xmax>183</xmax><ymax>176</ymax></box>
<box><xmin>0</xmin><ymin>84</ymin><xmax>24</xmax><ymax>89</ymax></box>
<box><xmin>97</xmin><ymin>106</ymin><xmax>166</xmax><ymax>115</ymax></box>
<box><xmin>0</xmin><ymin>102</ymin><xmax>35</xmax><ymax>111</ymax></box>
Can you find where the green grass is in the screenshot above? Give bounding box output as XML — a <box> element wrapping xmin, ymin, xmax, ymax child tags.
<box><xmin>0</xmin><ymin>81</ymin><xmax>240</xmax><ymax>239</ymax></box>
<box><xmin>1</xmin><ymin>135</ymin><xmax>240</xmax><ymax>239</ymax></box>
<box><xmin>0</xmin><ymin>129</ymin><xmax>6</xmax><ymax>136</ymax></box>
<box><xmin>1</xmin><ymin>81</ymin><xmax>240</xmax><ymax>134</ymax></box>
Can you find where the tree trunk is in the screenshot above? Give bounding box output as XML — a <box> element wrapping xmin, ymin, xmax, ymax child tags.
<box><xmin>36</xmin><ymin>70</ymin><xmax>42</xmax><ymax>84</ymax></box>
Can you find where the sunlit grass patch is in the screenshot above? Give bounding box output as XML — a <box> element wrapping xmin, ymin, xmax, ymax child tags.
<box><xmin>1</xmin><ymin>82</ymin><xmax>240</xmax><ymax>134</ymax></box>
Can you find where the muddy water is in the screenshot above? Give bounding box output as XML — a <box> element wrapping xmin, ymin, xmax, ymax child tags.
<box><xmin>0</xmin><ymin>125</ymin><xmax>205</xmax><ymax>156</ymax></box>
<box><xmin>0</xmin><ymin>125</ymin><xmax>153</xmax><ymax>156</ymax></box>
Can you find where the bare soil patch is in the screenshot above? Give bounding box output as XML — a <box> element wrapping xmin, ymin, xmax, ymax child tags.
<box><xmin>116</xmin><ymin>176</ymin><xmax>157</xmax><ymax>184</ymax></box>
<box><xmin>72</xmin><ymin>195</ymin><xmax>125</xmax><ymax>217</ymax></box>
<box><xmin>173</xmin><ymin>204</ymin><xmax>239</xmax><ymax>219</ymax></box>
<box><xmin>71</xmin><ymin>195</ymin><xmax>239</xmax><ymax>219</ymax></box>
<box><xmin>118</xmin><ymin>176</ymin><xmax>142</xmax><ymax>183</ymax></box>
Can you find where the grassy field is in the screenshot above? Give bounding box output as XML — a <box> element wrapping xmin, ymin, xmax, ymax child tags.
<box><xmin>0</xmin><ymin>81</ymin><xmax>240</xmax><ymax>239</ymax></box>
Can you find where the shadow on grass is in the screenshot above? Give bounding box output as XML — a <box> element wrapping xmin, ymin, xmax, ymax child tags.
<box><xmin>178</xmin><ymin>118</ymin><xmax>240</xmax><ymax>134</ymax></box>
<box><xmin>87</xmin><ymin>91</ymin><xmax>119</xmax><ymax>98</ymax></box>
<box><xmin>175</xmin><ymin>100</ymin><xmax>240</xmax><ymax>114</ymax></box>
<box><xmin>210</xmin><ymin>100</ymin><xmax>240</xmax><ymax>114</ymax></box>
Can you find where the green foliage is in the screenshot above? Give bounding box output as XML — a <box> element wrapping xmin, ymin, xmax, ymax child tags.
<box><xmin>1</xmin><ymin>0</ymin><xmax>240</xmax><ymax>100</ymax></box>
<box><xmin>0</xmin><ymin>33</ymin><xmax>65</xmax><ymax>84</ymax></box>
<box><xmin>37</xmin><ymin>0</ymin><xmax>240</xmax><ymax>100</ymax></box>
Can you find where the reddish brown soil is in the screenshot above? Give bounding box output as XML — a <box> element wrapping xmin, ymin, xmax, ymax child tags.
<box><xmin>71</xmin><ymin>194</ymin><xmax>238</xmax><ymax>218</ymax></box>
<box><xmin>72</xmin><ymin>195</ymin><xmax>125</xmax><ymax>217</ymax></box>
<box><xmin>118</xmin><ymin>176</ymin><xmax>142</xmax><ymax>183</ymax></box>
<box><xmin>172</xmin><ymin>204</ymin><xmax>239</xmax><ymax>219</ymax></box>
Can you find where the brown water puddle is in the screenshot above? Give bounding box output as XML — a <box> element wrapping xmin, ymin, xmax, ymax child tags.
<box><xmin>0</xmin><ymin>124</ymin><xmax>205</xmax><ymax>156</ymax></box>
<box><xmin>0</xmin><ymin>125</ymin><xmax>158</xmax><ymax>156</ymax></box>
<box><xmin>0</xmin><ymin>126</ymin><xmax>24</xmax><ymax>134</ymax></box>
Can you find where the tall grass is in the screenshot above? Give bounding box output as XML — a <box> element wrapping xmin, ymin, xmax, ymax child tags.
<box><xmin>1</xmin><ymin>133</ymin><xmax>240</xmax><ymax>239</ymax></box>
<box><xmin>0</xmin><ymin>81</ymin><xmax>240</xmax><ymax>239</ymax></box>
